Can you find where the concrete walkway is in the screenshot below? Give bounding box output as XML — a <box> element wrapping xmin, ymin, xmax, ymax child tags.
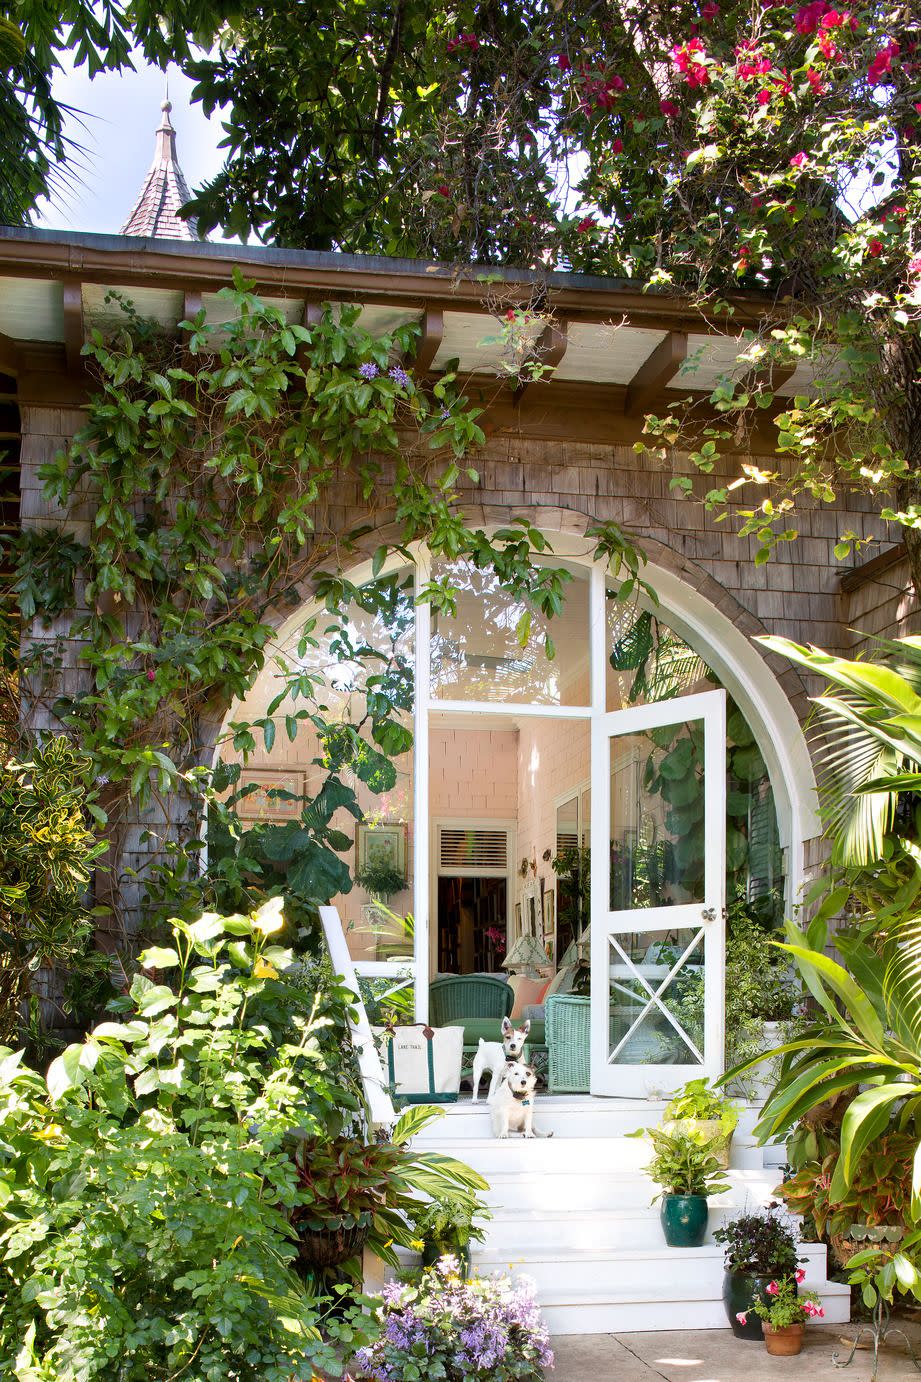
<box><xmin>551</xmin><ymin>1322</ymin><xmax>921</xmax><ymax>1381</ymax></box>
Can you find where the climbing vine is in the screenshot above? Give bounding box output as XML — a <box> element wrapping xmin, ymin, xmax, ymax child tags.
<box><xmin>16</xmin><ymin>273</ymin><xmax>650</xmax><ymax>939</ymax></box>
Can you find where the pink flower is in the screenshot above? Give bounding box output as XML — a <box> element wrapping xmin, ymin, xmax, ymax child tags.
<box><xmin>576</xmin><ymin>216</ymin><xmax>597</xmax><ymax>232</ymax></box>
<box><xmin>909</xmin><ymin>256</ymin><xmax>921</xmax><ymax>274</ymax></box>
<box><xmin>821</xmin><ymin>8</ymin><xmax>856</xmax><ymax>28</ymax></box>
<box><xmin>795</xmin><ymin>2</ymin><xmax>825</xmax><ymax>36</ymax></box>
<box><xmin>766</xmin><ymin>1281</ymin><xmax>779</xmax><ymax>1295</ymax></box>
<box><xmin>736</xmin><ymin>1311</ymin><xmax>748</xmax><ymax>1324</ymax></box>
<box><xmin>751</xmin><ymin>193</ymin><xmax>764</xmax><ymax>208</ymax></box>
<box><xmin>795</xmin><ymin>1269</ymin><xmax>807</xmax><ymax>1283</ymax></box>
<box><xmin>868</xmin><ymin>41</ymin><xmax>900</xmax><ymax>85</ymax></box>
<box><xmin>447</xmin><ymin>32</ymin><xmax>480</xmax><ymax>55</ymax></box>
<box><xmin>611</xmin><ymin>137</ymin><xmax>624</xmax><ymax>153</ymax></box>
<box><xmin>819</xmin><ymin>31</ymin><xmax>840</xmax><ymax>60</ymax></box>
<box><xmin>660</xmin><ymin>98</ymin><xmax>679</xmax><ymax>117</ymax></box>
<box><xmin>806</xmin><ymin>67</ymin><xmax>826</xmax><ymax>93</ymax></box>
<box><xmin>790</xmin><ymin>151</ymin><xmax>807</xmax><ymax>167</ymax></box>
<box><xmin>437</xmin><ymin>185</ymin><xmax>450</xmax><ymax>197</ymax></box>
<box><xmin>757</xmin><ymin>88</ymin><xmax>771</xmax><ymax>105</ymax></box>
<box><xmin>701</xmin><ymin>1</ymin><xmax>720</xmax><ymax>18</ymax></box>
<box><xmin>868</xmin><ymin>239</ymin><xmax>883</xmax><ymax>257</ymax></box>
<box><xmin>556</xmin><ymin>53</ymin><xmax>571</xmax><ymax>72</ymax></box>
<box><xmin>146</xmin><ymin>668</ymin><xmax>155</xmax><ymax>682</ymax></box>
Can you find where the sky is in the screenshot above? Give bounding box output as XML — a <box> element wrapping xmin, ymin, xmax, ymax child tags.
<box><xmin>36</xmin><ymin>55</ymin><xmax>229</xmax><ymax>237</ymax></box>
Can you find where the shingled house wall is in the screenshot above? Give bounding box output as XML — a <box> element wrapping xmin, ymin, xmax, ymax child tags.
<box><xmin>16</xmin><ymin>381</ymin><xmax>910</xmax><ymax>937</ymax></box>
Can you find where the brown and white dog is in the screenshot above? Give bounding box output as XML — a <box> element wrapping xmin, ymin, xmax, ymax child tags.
<box><xmin>471</xmin><ymin>1016</ymin><xmax>530</xmax><ymax>1103</ymax></box>
<box><xmin>488</xmin><ymin>1059</ymin><xmax>551</xmax><ymax>1139</ymax></box>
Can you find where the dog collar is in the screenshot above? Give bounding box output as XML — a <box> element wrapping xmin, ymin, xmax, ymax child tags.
<box><xmin>511</xmin><ymin>1092</ymin><xmax>531</xmax><ymax>1104</ymax></box>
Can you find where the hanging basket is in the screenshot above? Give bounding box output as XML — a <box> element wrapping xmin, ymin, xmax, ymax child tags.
<box><xmin>297</xmin><ymin>1222</ymin><xmax>370</xmax><ymax>1269</ymax></box>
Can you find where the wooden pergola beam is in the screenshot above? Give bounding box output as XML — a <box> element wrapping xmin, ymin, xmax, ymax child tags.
<box><xmin>404</xmin><ymin>308</ymin><xmax>443</xmax><ymax>376</ymax></box>
<box><xmin>62</xmin><ymin>279</ymin><xmax>84</xmax><ymax>375</ymax></box>
<box><xmin>0</xmin><ymin>331</ymin><xmax>19</xmax><ymax>377</ymax></box>
<box><xmin>513</xmin><ymin>317</ymin><xmax>568</xmax><ymax>400</ymax></box>
<box><xmin>625</xmin><ymin>330</ymin><xmax>688</xmax><ymax>416</ymax></box>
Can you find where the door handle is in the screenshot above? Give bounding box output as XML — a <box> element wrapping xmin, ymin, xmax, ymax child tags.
<box><xmin>702</xmin><ymin>907</ymin><xmax>717</xmax><ymax>923</ymax></box>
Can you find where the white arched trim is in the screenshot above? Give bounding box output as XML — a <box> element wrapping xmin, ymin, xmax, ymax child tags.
<box><xmin>221</xmin><ymin>525</ymin><xmax>820</xmax><ymax>971</ymax></box>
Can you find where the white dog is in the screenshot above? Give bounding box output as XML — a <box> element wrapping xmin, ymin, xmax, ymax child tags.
<box><xmin>488</xmin><ymin>1060</ymin><xmax>551</xmax><ymax>1139</ymax></box>
<box><xmin>471</xmin><ymin>1017</ymin><xmax>530</xmax><ymax>1103</ymax></box>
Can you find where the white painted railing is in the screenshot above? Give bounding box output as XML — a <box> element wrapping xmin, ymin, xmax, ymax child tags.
<box><xmin>318</xmin><ymin>905</ymin><xmax>396</xmax><ymax>1132</ymax></box>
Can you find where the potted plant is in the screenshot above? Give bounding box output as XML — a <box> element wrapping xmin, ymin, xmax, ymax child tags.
<box><xmin>354</xmin><ymin>860</ymin><xmax>407</xmax><ymax>900</ymax></box>
<box><xmin>414</xmin><ymin>1193</ymin><xmax>490</xmax><ymax>1278</ymax></box>
<box><xmin>737</xmin><ymin>1271</ymin><xmax>824</xmax><ymax>1356</ymax></box>
<box><xmin>289</xmin><ymin>1135</ymin><xmax>405</xmax><ymax>1269</ymax></box>
<box><xmin>354</xmin><ymin>1254</ymin><xmax>554</xmax><ymax>1380</ymax></box>
<box><xmin>640</xmin><ymin>1126</ymin><xmax>731</xmax><ymax>1247</ymax></box>
<box><xmin>662</xmin><ymin>1077</ymin><xmax>739</xmax><ymax>1168</ymax></box>
<box><xmin>713</xmin><ymin>1204</ymin><xmax>801</xmax><ymax>1340</ymax></box>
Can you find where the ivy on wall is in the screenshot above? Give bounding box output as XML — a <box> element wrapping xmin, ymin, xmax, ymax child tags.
<box><xmin>15</xmin><ymin>274</ymin><xmax>649</xmax><ymax>939</ymax></box>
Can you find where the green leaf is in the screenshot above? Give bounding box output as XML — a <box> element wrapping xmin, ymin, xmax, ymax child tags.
<box><xmin>46</xmin><ymin>1044</ymin><xmax>85</xmax><ymax>1102</ymax></box>
<box><xmin>138</xmin><ymin>946</ymin><xmax>180</xmax><ymax>970</ymax></box>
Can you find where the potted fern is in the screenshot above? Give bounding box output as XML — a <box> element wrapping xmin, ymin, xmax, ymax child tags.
<box><xmin>413</xmin><ymin>1193</ymin><xmax>490</xmax><ymax>1278</ymax></box>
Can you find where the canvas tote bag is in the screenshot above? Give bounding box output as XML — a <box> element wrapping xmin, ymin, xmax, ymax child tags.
<box><xmin>380</xmin><ymin>1024</ymin><xmax>463</xmax><ymax>1104</ymax></box>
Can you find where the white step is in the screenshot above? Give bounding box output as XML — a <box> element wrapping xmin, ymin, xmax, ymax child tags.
<box><xmin>475</xmin><ymin>1166</ymin><xmax>779</xmax><ymax>1213</ymax></box>
<box><xmin>375</xmin><ymin>1095</ymin><xmax>850</xmax><ymax>1337</ymax></box>
<box><xmin>463</xmin><ymin>1241</ymin><xmax>835</xmax><ymax>1298</ymax></box>
<box><xmin>481</xmin><ymin>1202</ymin><xmax>786</xmax><ymax>1252</ymax></box>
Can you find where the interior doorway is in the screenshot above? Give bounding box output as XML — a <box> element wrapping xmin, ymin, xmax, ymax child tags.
<box><xmin>436</xmin><ymin>876</ymin><xmax>509</xmax><ymax>973</ymax></box>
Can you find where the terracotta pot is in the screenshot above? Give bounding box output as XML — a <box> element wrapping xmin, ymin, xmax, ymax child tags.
<box><xmin>764</xmin><ymin>1323</ymin><xmax>804</xmax><ymax>1357</ymax></box>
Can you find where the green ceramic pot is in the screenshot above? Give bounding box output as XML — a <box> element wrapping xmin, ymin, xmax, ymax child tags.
<box><xmin>723</xmin><ymin>1271</ymin><xmax>790</xmax><ymax>1340</ymax></box>
<box><xmin>660</xmin><ymin>1193</ymin><xmax>709</xmax><ymax>1247</ymax></box>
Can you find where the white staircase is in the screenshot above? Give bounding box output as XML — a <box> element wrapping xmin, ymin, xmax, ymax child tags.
<box><xmin>388</xmin><ymin>1097</ymin><xmax>851</xmax><ymax>1336</ymax></box>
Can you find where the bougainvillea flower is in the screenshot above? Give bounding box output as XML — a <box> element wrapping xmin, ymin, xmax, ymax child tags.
<box><xmin>909</xmin><ymin>256</ymin><xmax>921</xmax><ymax>275</ymax></box>
<box><xmin>868</xmin><ymin>41</ymin><xmax>900</xmax><ymax>85</ymax></box>
<box><xmin>611</xmin><ymin>137</ymin><xmax>624</xmax><ymax>154</ymax></box>
<box><xmin>790</xmin><ymin>151</ymin><xmax>808</xmax><ymax>167</ymax></box>
<box><xmin>701</xmin><ymin>1</ymin><xmax>720</xmax><ymax>18</ymax></box>
<box><xmin>576</xmin><ymin>216</ymin><xmax>597</xmax><ymax>232</ymax></box>
<box><xmin>437</xmin><ymin>185</ymin><xmax>450</xmax><ymax>197</ymax></box>
<box><xmin>556</xmin><ymin>53</ymin><xmax>571</xmax><ymax>72</ymax></box>
<box><xmin>795</xmin><ymin>2</ymin><xmax>826</xmax><ymax>36</ymax></box>
<box><xmin>660</xmin><ymin>98</ymin><xmax>679</xmax><ymax>117</ymax></box>
<box><xmin>819</xmin><ymin>32</ymin><xmax>840</xmax><ymax>60</ymax></box>
<box><xmin>867</xmin><ymin>240</ymin><xmax>883</xmax><ymax>257</ymax></box>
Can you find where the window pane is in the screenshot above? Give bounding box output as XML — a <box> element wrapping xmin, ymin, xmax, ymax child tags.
<box><xmin>607</xmin><ymin>929</ymin><xmax>705</xmax><ymax>1066</ymax></box>
<box><xmin>216</xmin><ymin>570</ymin><xmax>415</xmax><ymax>964</ymax></box>
<box><xmin>610</xmin><ymin>722</ymin><xmax>706</xmax><ymax>909</ymax></box>
<box><xmin>430</xmin><ymin>557</ymin><xmax>590</xmax><ymax>705</ymax></box>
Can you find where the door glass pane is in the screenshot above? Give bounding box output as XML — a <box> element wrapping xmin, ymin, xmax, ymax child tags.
<box><xmin>429</xmin><ymin>557</ymin><xmax>590</xmax><ymax>705</ymax></box>
<box><xmin>610</xmin><ymin>721</ymin><xmax>705</xmax><ymax>909</ymax></box>
<box><xmin>607</xmin><ymin>929</ymin><xmax>705</xmax><ymax>1065</ymax></box>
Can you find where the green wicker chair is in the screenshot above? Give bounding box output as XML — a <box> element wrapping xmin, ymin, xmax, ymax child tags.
<box><xmin>546</xmin><ymin>993</ymin><xmax>591</xmax><ymax>1093</ymax></box>
<box><xmin>429</xmin><ymin>975</ymin><xmax>513</xmax><ymax>1085</ymax></box>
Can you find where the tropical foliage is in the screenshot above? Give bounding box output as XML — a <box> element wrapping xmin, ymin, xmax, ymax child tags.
<box><xmin>0</xmin><ymin>898</ymin><xmax>488</xmax><ymax>1378</ymax></box>
<box><xmin>0</xmin><ymin>737</ymin><xmax>106</xmax><ymax>1046</ymax></box>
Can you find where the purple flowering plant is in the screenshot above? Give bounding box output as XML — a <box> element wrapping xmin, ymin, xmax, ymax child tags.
<box><xmin>352</xmin><ymin>1255</ymin><xmax>553</xmax><ymax>1380</ymax></box>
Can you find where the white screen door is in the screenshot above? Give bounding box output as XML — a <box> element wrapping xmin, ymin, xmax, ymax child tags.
<box><xmin>590</xmin><ymin>689</ymin><xmax>726</xmax><ymax>1097</ymax></box>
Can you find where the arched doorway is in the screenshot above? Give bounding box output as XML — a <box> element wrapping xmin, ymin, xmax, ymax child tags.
<box><xmin>218</xmin><ymin>529</ymin><xmax>818</xmax><ymax>1096</ymax></box>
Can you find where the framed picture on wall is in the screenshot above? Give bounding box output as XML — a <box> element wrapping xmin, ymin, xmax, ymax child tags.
<box><xmin>543</xmin><ymin>888</ymin><xmax>556</xmax><ymax>962</ymax></box>
<box><xmin>355</xmin><ymin>822</ymin><xmax>408</xmax><ymax>880</ymax></box>
<box><xmin>235</xmin><ymin>769</ymin><xmax>305</xmax><ymax>820</ymax></box>
<box><xmin>520</xmin><ymin>878</ymin><xmax>543</xmax><ymax>937</ymax></box>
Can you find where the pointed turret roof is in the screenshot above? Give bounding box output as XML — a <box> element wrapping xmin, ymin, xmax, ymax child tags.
<box><xmin>121</xmin><ymin>99</ymin><xmax>201</xmax><ymax>240</ymax></box>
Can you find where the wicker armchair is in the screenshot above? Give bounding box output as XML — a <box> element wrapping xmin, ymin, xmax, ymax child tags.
<box><xmin>429</xmin><ymin>974</ymin><xmax>513</xmax><ymax>1029</ymax></box>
